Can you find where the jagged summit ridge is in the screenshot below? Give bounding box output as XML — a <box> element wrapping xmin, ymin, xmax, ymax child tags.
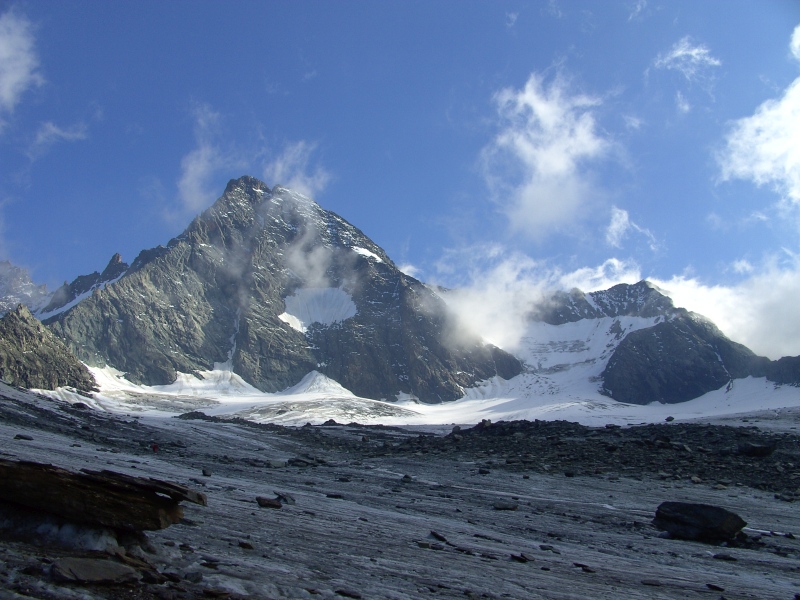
<box><xmin>46</xmin><ymin>176</ymin><xmax>521</xmax><ymax>402</ymax></box>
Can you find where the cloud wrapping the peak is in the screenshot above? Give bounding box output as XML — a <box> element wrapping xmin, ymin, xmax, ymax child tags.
<box><xmin>651</xmin><ymin>255</ymin><xmax>800</xmax><ymax>360</ymax></box>
<box><xmin>0</xmin><ymin>9</ymin><xmax>43</xmax><ymax>122</ymax></box>
<box><xmin>717</xmin><ymin>27</ymin><xmax>800</xmax><ymax>210</ymax></box>
<box><xmin>435</xmin><ymin>245</ymin><xmax>641</xmax><ymax>350</ymax></box>
<box><xmin>263</xmin><ymin>140</ymin><xmax>331</xmax><ymax>200</ymax></box>
<box><xmin>654</xmin><ymin>36</ymin><xmax>721</xmax><ymax>82</ymax></box>
<box><xmin>481</xmin><ymin>73</ymin><xmax>610</xmax><ymax>240</ymax></box>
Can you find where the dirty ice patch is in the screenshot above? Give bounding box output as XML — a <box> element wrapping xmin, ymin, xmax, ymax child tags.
<box><xmin>279</xmin><ymin>287</ymin><xmax>357</xmax><ymax>333</ymax></box>
<box><xmin>352</xmin><ymin>246</ymin><xmax>383</xmax><ymax>262</ymax></box>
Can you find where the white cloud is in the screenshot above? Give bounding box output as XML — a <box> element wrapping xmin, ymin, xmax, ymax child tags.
<box><xmin>0</xmin><ymin>8</ymin><xmax>42</xmax><ymax>123</ymax></box>
<box><xmin>481</xmin><ymin>73</ymin><xmax>610</xmax><ymax>240</ymax></box>
<box><xmin>717</xmin><ymin>28</ymin><xmax>800</xmax><ymax>209</ymax></box>
<box><xmin>27</xmin><ymin>121</ymin><xmax>87</xmax><ymax>159</ymax></box>
<box><xmin>654</xmin><ymin>36</ymin><xmax>721</xmax><ymax>82</ymax></box>
<box><xmin>675</xmin><ymin>90</ymin><xmax>691</xmax><ymax>114</ymax></box>
<box><xmin>505</xmin><ymin>12</ymin><xmax>518</xmax><ymax>28</ymax></box>
<box><xmin>263</xmin><ymin>140</ymin><xmax>331</xmax><ymax>200</ymax></box>
<box><xmin>627</xmin><ymin>0</ymin><xmax>647</xmax><ymax>22</ymax></box>
<box><xmin>175</xmin><ymin>104</ymin><xmax>239</xmax><ymax>216</ymax></box>
<box><xmin>605</xmin><ymin>206</ymin><xmax>658</xmax><ymax>250</ymax></box>
<box><xmin>652</xmin><ymin>255</ymin><xmax>800</xmax><ymax>359</ymax></box>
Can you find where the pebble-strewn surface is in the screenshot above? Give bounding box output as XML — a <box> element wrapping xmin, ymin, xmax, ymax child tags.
<box><xmin>1</xmin><ymin>383</ymin><xmax>799</xmax><ymax>599</ymax></box>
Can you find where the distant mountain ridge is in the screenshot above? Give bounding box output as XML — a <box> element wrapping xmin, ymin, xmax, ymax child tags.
<box><xmin>531</xmin><ymin>281</ymin><xmax>800</xmax><ymax>404</ymax></box>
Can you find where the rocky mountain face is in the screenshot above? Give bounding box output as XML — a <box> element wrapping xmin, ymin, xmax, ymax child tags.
<box><xmin>534</xmin><ymin>281</ymin><xmax>800</xmax><ymax>404</ymax></box>
<box><xmin>0</xmin><ymin>305</ymin><xmax>96</xmax><ymax>392</ymax></box>
<box><xmin>0</xmin><ymin>261</ymin><xmax>50</xmax><ymax>314</ymax></box>
<box><xmin>38</xmin><ymin>253</ymin><xmax>128</xmax><ymax>318</ymax></box>
<box><xmin>46</xmin><ymin>176</ymin><xmax>520</xmax><ymax>402</ymax></box>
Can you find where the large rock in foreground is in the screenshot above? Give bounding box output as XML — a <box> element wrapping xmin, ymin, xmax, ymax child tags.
<box><xmin>0</xmin><ymin>459</ymin><xmax>206</xmax><ymax>531</ymax></box>
<box><xmin>653</xmin><ymin>501</ymin><xmax>746</xmax><ymax>542</ymax></box>
<box><xmin>0</xmin><ymin>305</ymin><xmax>97</xmax><ymax>392</ymax></box>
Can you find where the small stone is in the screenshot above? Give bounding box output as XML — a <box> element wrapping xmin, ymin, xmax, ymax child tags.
<box><xmin>706</xmin><ymin>583</ymin><xmax>725</xmax><ymax>591</ymax></box>
<box><xmin>13</xmin><ymin>434</ymin><xmax>33</xmax><ymax>441</ymax></box>
<box><xmin>478</xmin><ymin>468</ymin><xmax>490</xmax><ymax>475</ymax></box>
<box><xmin>665</xmin><ymin>416</ymin><xmax>675</xmax><ymax>422</ymax></box>
<box><xmin>327</xmin><ymin>493</ymin><xmax>344</xmax><ymax>499</ymax></box>
<box><xmin>202</xmin><ymin>468</ymin><xmax>212</xmax><ymax>477</ymax></box>
<box><xmin>184</xmin><ymin>571</ymin><xmax>203</xmax><ymax>583</ymax></box>
<box><xmin>239</xmin><ymin>541</ymin><xmax>254</xmax><ymax>549</ymax></box>
<box><xmin>641</xmin><ymin>579</ymin><xmax>662</xmax><ymax>586</ymax></box>
<box><xmin>493</xmin><ymin>500</ymin><xmax>519</xmax><ymax>511</ymax></box>
<box><xmin>401</xmin><ymin>474</ymin><xmax>413</xmax><ymax>482</ymax></box>
<box><xmin>256</xmin><ymin>496</ymin><xmax>282</xmax><ymax>509</ymax></box>
<box><xmin>713</xmin><ymin>553</ymin><xmax>736</xmax><ymax>561</ymax></box>
<box><xmin>335</xmin><ymin>589</ymin><xmax>362</xmax><ymax>599</ymax></box>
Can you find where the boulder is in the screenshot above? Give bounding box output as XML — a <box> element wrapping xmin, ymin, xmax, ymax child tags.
<box><xmin>652</xmin><ymin>501</ymin><xmax>746</xmax><ymax>541</ymax></box>
<box><xmin>0</xmin><ymin>459</ymin><xmax>206</xmax><ymax>531</ymax></box>
<box><xmin>51</xmin><ymin>557</ymin><xmax>139</xmax><ymax>584</ymax></box>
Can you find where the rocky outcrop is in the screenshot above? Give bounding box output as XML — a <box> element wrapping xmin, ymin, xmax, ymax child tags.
<box><xmin>0</xmin><ymin>305</ymin><xmax>96</xmax><ymax>392</ymax></box>
<box><xmin>46</xmin><ymin>176</ymin><xmax>521</xmax><ymax>402</ymax></box>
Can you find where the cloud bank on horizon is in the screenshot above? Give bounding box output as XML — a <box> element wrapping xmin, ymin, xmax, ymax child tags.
<box><xmin>0</xmin><ymin>3</ymin><xmax>798</xmax><ymax>360</ymax></box>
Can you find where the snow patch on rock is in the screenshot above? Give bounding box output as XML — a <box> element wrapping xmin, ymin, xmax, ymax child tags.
<box><xmin>278</xmin><ymin>287</ymin><xmax>357</xmax><ymax>333</ymax></box>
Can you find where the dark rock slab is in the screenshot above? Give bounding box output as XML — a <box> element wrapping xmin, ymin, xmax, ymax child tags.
<box><xmin>51</xmin><ymin>557</ymin><xmax>139</xmax><ymax>584</ymax></box>
<box><xmin>0</xmin><ymin>459</ymin><xmax>206</xmax><ymax>531</ymax></box>
<box><xmin>653</xmin><ymin>501</ymin><xmax>746</xmax><ymax>541</ymax></box>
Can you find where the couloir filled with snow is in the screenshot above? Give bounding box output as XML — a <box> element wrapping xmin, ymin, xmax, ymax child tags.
<box><xmin>40</xmin><ymin>315</ymin><xmax>800</xmax><ymax>427</ymax></box>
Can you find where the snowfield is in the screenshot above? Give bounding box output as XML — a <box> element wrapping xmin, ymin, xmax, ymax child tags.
<box><xmin>38</xmin><ymin>315</ymin><xmax>800</xmax><ymax>428</ymax></box>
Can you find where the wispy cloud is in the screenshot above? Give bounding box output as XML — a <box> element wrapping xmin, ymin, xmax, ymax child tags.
<box><xmin>654</xmin><ymin>36</ymin><xmax>721</xmax><ymax>82</ymax></box>
<box><xmin>505</xmin><ymin>12</ymin><xmax>519</xmax><ymax>28</ymax></box>
<box><xmin>627</xmin><ymin>0</ymin><xmax>647</xmax><ymax>22</ymax></box>
<box><xmin>263</xmin><ymin>140</ymin><xmax>331</xmax><ymax>200</ymax></box>
<box><xmin>174</xmin><ymin>104</ymin><xmax>240</xmax><ymax>216</ymax></box>
<box><xmin>675</xmin><ymin>90</ymin><xmax>691</xmax><ymax>114</ymax></box>
<box><xmin>605</xmin><ymin>206</ymin><xmax>657</xmax><ymax>250</ymax></box>
<box><xmin>717</xmin><ymin>24</ymin><xmax>800</xmax><ymax>212</ymax></box>
<box><xmin>481</xmin><ymin>73</ymin><xmax>610</xmax><ymax>240</ymax></box>
<box><xmin>0</xmin><ymin>8</ymin><xmax>43</xmax><ymax>128</ymax></box>
<box><xmin>27</xmin><ymin>121</ymin><xmax>87</xmax><ymax>159</ymax></box>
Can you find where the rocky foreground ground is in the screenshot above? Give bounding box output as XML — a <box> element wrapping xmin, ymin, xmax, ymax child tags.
<box><xmin>1</xmin><ymin>382</ymin><xmax>800</xmax><ymax>599</ymax></box>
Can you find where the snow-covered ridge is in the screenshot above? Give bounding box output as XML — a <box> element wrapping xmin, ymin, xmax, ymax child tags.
<box><xmin>278</xmin><ymin>287</ymin><xmax>357</xmax><ymax>333</ymax></box>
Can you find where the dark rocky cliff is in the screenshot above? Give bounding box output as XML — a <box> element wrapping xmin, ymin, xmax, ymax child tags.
<box><xmin>0</xmin><ymin>305</ymin><xmax>96</xmax><ymax>392</ymax></box>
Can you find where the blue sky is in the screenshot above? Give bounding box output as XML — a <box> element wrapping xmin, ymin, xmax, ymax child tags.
<box><xmin>1</xmin><ymin>0</ymin><xmax>799</xmax><ymax>358</ymax></box>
